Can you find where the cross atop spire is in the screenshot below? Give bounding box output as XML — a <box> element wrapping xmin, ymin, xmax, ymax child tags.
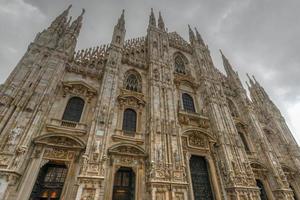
<box><xmin>158</xmin><ymin>11</ymin><xmax>165</xmax><ymax>31</ymax></box>
<box><xmin>149</xmin><ymin>8</ymin><xmax>156</xmax><ymax>27</ymax></box>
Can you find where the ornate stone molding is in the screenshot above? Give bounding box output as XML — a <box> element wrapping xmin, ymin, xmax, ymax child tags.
<box><xmin>33</xmin><ymin>133</ymin><xmax>85</xmax><ymax>150</ymax></box>
<box><xmin>117</xmin><ymin>89</ymin><xmax>146</xmax><ymax>108</ymax></box>
<box><xmin>62</xmin><ymin>81</ymin><xmax>97</xmax><ymax>102</ymax></box>
<box><xmin>178</xmin><ymin>111</ymin><xmax>210</xmax><ymax>129</ymax></box>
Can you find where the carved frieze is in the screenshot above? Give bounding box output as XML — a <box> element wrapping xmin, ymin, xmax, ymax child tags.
<box><xmin>117</xmin><ymin>89</ymin><xmax>146</xmax><ymax>108</ymax></box>
<box><xmin>62</xmin><ymin>81</ymin><xmax>97</xmax><ymax>102</ymax></box>
<box><xmin>43</xmin><ymin>147</ymin><xmax>75</xmax><ymax>161</ymax></box>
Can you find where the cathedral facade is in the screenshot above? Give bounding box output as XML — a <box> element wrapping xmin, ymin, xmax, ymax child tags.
<box><xmin>0</xmin><ymin>5</ymin><xmax>299</xmax><ymax>200</ymax></box>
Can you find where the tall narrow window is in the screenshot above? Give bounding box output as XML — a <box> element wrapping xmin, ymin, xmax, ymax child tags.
<box><xmin>122</xmin><ymin>109</ymin><xmax>137</xmax><ymax>134</ymax></box>
<box><xmin>125</xmin><ymin>74</ymin><xmax>139</xmax><ymax>92</ymax></box>
<box><xmin>227</xmin><ymin>99</ymin><xmax>239</xmax><ymax>118</ymax></box>
<box><xmin>238</xmin><ymin>132</ymin><xmax>250</xmax><ymax>153</ymax></box>
<box><xmin>113</xmin><ymin>167</ymin><xmax>135</xmax><ymax>200</ymax></box>
<box><xmin>190</xmin><ymin>155</ymin><xmax>213</xmax><ymax>200</ymax></box>
<box><xmin>182</xmin><ymin>93</ymin><xmax>195</xmax><ymax>112</ymax></box>
<box><xmin>256</xmin><ymin>180</ymin><xmax>268</xmax><ymax>200</ymax></box>
<box><xmin>291</xmin><ymin>186</ymin><xmax>299</xmax><ymax>200</ymax></box>
<box><xmin>29</xmin><ymin>163</ymin><xmax>68</xmax><ymax>200</ymax></box>
<box><xmin>175</xmin><ymin>54</ymin><xmax>186</xmax><ymax>74</ymax></box>
<box><xmin>62</xmin><ymin>97</ymin><xmax>84</xmax><ymax>122</ymax></box>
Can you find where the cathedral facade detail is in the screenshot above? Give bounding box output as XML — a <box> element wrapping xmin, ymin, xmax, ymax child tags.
<box><xmin>0</xmin><ymin>5</ymin><xmax>299</xmax><ymax>200</ymax></box>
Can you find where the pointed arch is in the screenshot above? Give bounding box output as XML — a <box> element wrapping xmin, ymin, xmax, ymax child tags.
<box><xmin>174</xmin><ymin>52</ymin><xmax>188</xmax><ymax>74</ymax></box>
<box><xmin>124</xmin><ymin>69</ymin><xmax>142</xmax><ymax>92</ymax></box>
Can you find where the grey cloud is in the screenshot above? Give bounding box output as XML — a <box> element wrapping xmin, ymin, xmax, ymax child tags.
<box><xmin>1</xmin><ymin>0</ymin><xmax>299</xmax><ymax>140</ymax></box>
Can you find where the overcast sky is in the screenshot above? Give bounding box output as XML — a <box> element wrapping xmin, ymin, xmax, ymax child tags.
<box><xmin>1</xmin><ymin>0</ymin><xmax>299</xmax><ymax>143</ymax></box>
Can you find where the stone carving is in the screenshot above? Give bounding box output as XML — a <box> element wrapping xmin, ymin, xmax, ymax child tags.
<box><xmin>43</xmin><ymin>148</ymin><xmax>69</xmax><ymax>160</ymax></box>
<box><xmin>80</xmin><ymin>188</ymin><xmax>95</xmax><ymax>200</ymax></box>
<box><xmin>188</xmin><ymin>131</ymin><xmax>209</xmax><ymax>148</ymax></box>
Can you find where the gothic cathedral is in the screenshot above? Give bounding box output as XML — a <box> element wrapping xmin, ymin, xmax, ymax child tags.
<box><xmin>0</xmin><ymin>5</ymin><xmax>299</xmax><ymax>200</ymax></box>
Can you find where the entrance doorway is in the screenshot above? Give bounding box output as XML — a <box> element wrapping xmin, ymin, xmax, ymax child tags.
<box><xmin>112</xmin><ymin>167</ymin><xmax>135</xmax><ymax>200</ymax></box>
<box><xmin>190</xmin><ymin>155</ymin><xmax>214</xmax><ymax>200</ymax></box>
<box><xmin>29</xmin><ymin>163</ymin><xmax>68</xmax><ymax>200</ymax></box>
<box><xmin>256</xmin><ymin>179</ymin><xmax>268</xmax><ymax>200</ymax></box>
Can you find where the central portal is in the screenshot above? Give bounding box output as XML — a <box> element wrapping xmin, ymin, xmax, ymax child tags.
<box><xmin>190</xmin><ymin>155</ymin><xmax>214</xmax><ymax>200</ymax></box>
<box><xmin>112</xmin><ymin>167</ymin><xmax>135</xmax><ymax>200</ymax></box>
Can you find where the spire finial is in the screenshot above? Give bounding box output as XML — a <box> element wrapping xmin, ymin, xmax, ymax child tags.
<box><xmin>158</xmin><ymin>11</ymin><xmax>165</xmax><ymax>31</ymax></box>
<box><xmin>149</xmin><ymin>8</ymin><xmax>156</xmax><ymax>27</ymax></box>
<box><xmin>246</xmin><ymin>73</ymin><xmax>255</xmax><ymax>86</ymax></box>
<box><xmin>194</xmin><ymin>27</ymin><xmax>205</xmax><ymax>45</ymax></box>
<box><xmin>188</xmin><ymin>24</ymin><xmax>195</xmax><ymax>42</ymax></box>
<box><xmin>116</xmin><ymin>9</ymin><xmax>125</xmax><ymax>30</ymax></box>
<box><xmin>220</xmin><ymin>50</ymin><xmax>237</xmax><ymax>78</ymax></box>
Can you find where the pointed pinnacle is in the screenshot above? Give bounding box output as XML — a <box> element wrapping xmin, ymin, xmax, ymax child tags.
<box><xmin>117</xmin><ymin>9</ymin><xmax>125</xmax><ymax>30</ymax></box>
<box><xmin>188</xmin><ymin>24</ymin><xmax>195</xmax><ymax>42</ymax></box>
<box><xmin>158</xmin><ymin>11</ymin><xmax>165</xmax><ymax>30</ymax></box>
<box><xmin>149</xmin><ymin>8</ymin><xmax>156</xmax><ymax>27</ymax></box>
<box><xmin>194</xmin><ymin>27</ymin><xmax>205</xmax><ymax>45</ymax></box>
<box><xmin>246</xmin><ymin>73</ymin><xmax>255</xmax><ymax>86</ymax></box>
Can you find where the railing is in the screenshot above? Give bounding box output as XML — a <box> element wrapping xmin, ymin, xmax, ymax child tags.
<box><xmin>47</xmin><ymin>118</ymin><xmax>87</xmax><ymax>132</ymax></box>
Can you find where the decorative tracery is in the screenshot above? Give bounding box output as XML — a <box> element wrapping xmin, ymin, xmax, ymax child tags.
<box><xmin>124</xmin><ymin>70</ymin><xmax>142</xmax><ymax>93</ymax></box>
<box><xmin>174</xmin><ymin>54</ymin><xmax>187</xmax><ymax>74</ymax></box>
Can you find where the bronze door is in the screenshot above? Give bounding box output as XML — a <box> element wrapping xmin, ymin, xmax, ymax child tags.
<box><xmin>30</xmin><ymin>163</ymin><xmax>68</xmax><ymax>200</ymax></box>
<box><xmin>112</xmin><ymin>167</ymin><xmax>135</xmax><ymax>200</ymax></box>
<box><xmin>190</xmin><ymin>155</ymin><xmax>214</xmax><ymax>200</ymax></box>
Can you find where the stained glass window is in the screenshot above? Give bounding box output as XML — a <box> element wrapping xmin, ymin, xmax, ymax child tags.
<box><xmin>62</xmin><ymin>97</ymin><xmax>84</xmax><ymax>122</ymax></box>
<box><xmin>125</xmin><ymin>74</ymin><xmax>139</xmax><ymax>92</ymax></box>
<box><xmin>182</xmin><ymin>93</ymin><xmax>195</xmax><ymax>112</ymax></box>
<box><xmin>122</xmin><ymin>109</ymin><xmax>137</xmax><ymax>135</ymax></box>
<box><xmin>175</xmin><ymin>55</ymin><xmax>186</xmax><ymax>74</ymax></box>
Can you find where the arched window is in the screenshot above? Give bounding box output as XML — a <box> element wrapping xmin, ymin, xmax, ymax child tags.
<box><xmin>182</xmin><ymin>93</ymin><xmax>195</xmax><ymax>112</ymax></box>
<box><xmin>122</xmin><ymin>109</ymin><xmax>137</xmax><ymax>134</ymax></box>
<box><xmin>227</xmin><ymin>99</ymin><xmax>239</xmax><ymax>118</ymax></box>
<box><xmin>125</xmin><ymin>74</ymin><xmax>140</xmax><ymax>92</ymax></box>
<box><xmin>62</xmin><ymin>97</ymin><xmax>85</xmax><ymax>122</ymax></box>
<box><xmin>174</xmin><ymin>54</ymin><xmax>186</xmax><ymax>74</ymax></box>
<box><xmin>256</xmin><ymin>180</ymin><xmax>268</xmax><ymax>200</ymax></box>
<box><xmin>238</xmin><ymin>132</ymin><xmax>250</xmax><ymax>153</ymax></box>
